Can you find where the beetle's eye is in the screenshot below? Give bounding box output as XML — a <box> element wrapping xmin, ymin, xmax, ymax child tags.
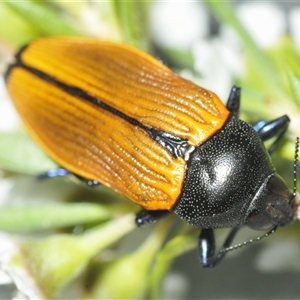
<box><xmin>246</xmin><ymin>174</ymin><xmax>294</xmax><ymax>230</ymax></box>
<box><xmin>246</xmin><ymin>210</ymin><xmax>273</xmax><ymax>231</ymax></box>
<box><xmin>267</xmin><ymin>174</ymin><xmax>291</xmax><ymax>200</ymax></box>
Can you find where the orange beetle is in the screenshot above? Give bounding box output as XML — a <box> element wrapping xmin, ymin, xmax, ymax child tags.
<box><xmin>5</xmin><ymin>37</ymin><xmax>296</xmax><ymax>267</ymax></box>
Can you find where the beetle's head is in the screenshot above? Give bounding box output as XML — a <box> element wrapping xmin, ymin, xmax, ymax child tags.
<box><xmin>246</xmin><ymin>174</ymin><xmax>295</xmax><ymax>230</ymax></box>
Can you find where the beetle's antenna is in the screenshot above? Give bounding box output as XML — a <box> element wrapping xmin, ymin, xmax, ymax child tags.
<box><xmin>293</xmin><ymin>137</ymin><xmax>299</xmax><ymax>198</ymax></box>
<box><xmin>219</xmin><ymin>227</ymin><xmax>277</xmax><ymax>254</ymax></box>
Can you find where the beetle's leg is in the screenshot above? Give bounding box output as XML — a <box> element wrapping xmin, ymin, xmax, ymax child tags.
<box><xmin>226</xmin><ymin>86</ymin><xmax>241</xmax><ymax>117</ymax></box>
<box><xmin>37</xmin><ymin>167</ymin><xmax>100</xmax><ymax>187</ymax></box>
<box><xmin>37</xmin><ymin>167</ymin><xmax>70</xmax><ymax>179</ymax></box>
<box><xmin>253</xmin><ymin>115</ymin><xmax>290</xmax><ymax>154</ymax></box>
<box><xmin>199</xmin><ymin>228</ymin><xmax>215</xmax><ymax>267</ymax></box>
<box><xmin>73</xmin><ymin>174</ymin><xmax>101</xmax><ymax>187</ymax></box>
<box><xmin>135</xmin><ymin>209</ymin><xmax>170</xmax><ymax>227</ymax></box>
<box><xmin>199</xmin><ymin>227</ymin><xmax>239</xmax><ymax>268</ymax></box>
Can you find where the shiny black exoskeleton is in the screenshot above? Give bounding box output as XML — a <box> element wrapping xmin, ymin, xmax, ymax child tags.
<box><xmin>136</xmin><ymin>86</ymin><xmax>295</xmax><ymax>267</ymax></box>
<box><xmin>174</xmin><ymin>114</ymin><xmax>293</xmax><ymax>230</ymax></box>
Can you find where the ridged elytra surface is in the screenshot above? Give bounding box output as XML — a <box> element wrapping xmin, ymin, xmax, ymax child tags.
<box><xmin>6</xmin><ymin>38</ymin><xmax>229</xmax><ymax>210</ymax></box>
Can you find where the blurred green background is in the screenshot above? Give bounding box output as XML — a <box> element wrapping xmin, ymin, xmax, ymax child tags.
<box><xmin>0</xmin><ymin>1</ymin><xmax>299</xmax><ymax>299</ymax></box>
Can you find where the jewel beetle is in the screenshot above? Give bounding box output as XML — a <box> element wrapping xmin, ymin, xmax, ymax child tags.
<box><xmin>4</xmin><ymin>37</ymin><xmax>297</xmax><ymax>267</ymax></box>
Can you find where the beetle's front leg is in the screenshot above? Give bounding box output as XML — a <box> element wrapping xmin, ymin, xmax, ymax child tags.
<box><xmin>135</xmin><ymin>209</ymin><xmax>170</xmax><ymax>227</ymax></box>
<box><xmin>199</xmin><ymin>227</ymin><xmax>240</xmax><ymax>268</ymax></box>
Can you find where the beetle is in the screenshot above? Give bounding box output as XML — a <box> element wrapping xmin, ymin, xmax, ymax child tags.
<box><xmin>4</xmin><ymin>37</ymin><xmax>296</xmax><ymax>267</ymax></box>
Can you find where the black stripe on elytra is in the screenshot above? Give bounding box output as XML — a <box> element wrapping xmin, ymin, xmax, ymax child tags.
<box><xmin>23</xmin><ymin>64</ymin><xmax>149</xmax><ymax>130</ymax></box>
<box><xmin>4</xmin><ymin>44</ymin><xmax>29</xmax><ymax>83</ymax></box>
<box><xmin>6</xmin><ymin>59</ymin><xmax>195</xmax><ymax>160</ymax></box>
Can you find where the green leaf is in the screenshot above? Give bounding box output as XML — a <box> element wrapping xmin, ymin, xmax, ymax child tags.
<box><xmin>86</xmin><ymin>217</ymin><xmax>173</xmax><ymax>299</ymax></box>
<box><xmin>0</xmin><ymin>3</ymin><xmax>39</xmax><ymax>46</ymax></box>
<box><xmin>161</xmin><ymin>48</ymin><xmax>195</xmax><ymax>70</ymax></box>
<box><xmin>148</xmin><ymin>229</ymin><xmax>197</xmax><ymax>299</ymax></box>
<box><xmin>114</xmin><ymin>1</ymin><xmax>151</xmax><ymax>51</ymax></box>
<box><xmin>0</xmin><ymin>203</ymin><xmax>111</xmax><ymax>231</ymax></box>
<box><xmin>288</xmin><ymin>71</ymin><xmax>300</xmax><ymax>110</ymax></box>
<box><xmin>0</xmin><ymin>131</ymin><xmax>57</xmax><ymax>174</ymax></box>
<box><xmin>17</xmin><ymin>214</ymin><xmax>136</xmax><ymax>297</ymax></box>
<box><xmin>267</xmin><ymin>37</ymin><xmax>300</xmax><ymax>109</ymax></box>
<box><xmin>5</xmin><ymin>1</ymin><xmax>82</xmax><ymax>38</ymax></box>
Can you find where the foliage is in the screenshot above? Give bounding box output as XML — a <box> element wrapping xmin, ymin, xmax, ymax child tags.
<box><xmin>0</xmin><ymin>1</ymin><xmax>299</xmax><ymax>298</ymax></box>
